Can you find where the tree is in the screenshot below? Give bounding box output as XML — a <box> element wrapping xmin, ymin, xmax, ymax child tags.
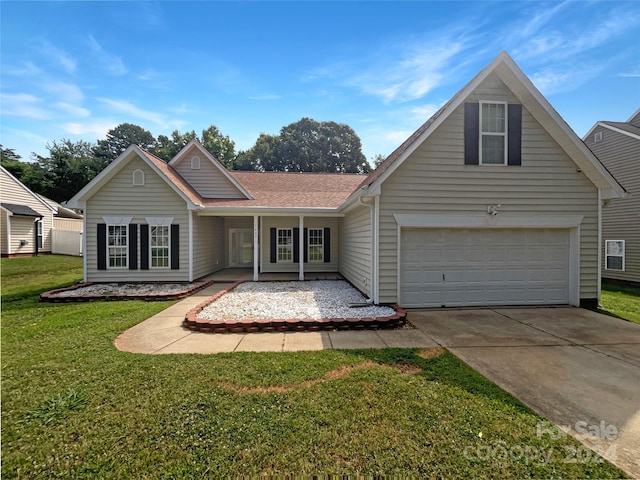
<box><xmin>152</xmin><ymin>129</ymin><xmax>197</xmax><ymax>161</ymax></box>
<box><xmin>94</xmin><ymin>123</ymin><xmax>156</xmax><ymax>165</ymax></box>
<box><xmin>201</xmin><ymin>125</ymin><xmax>236</xmax><ymax>168</ymax></box>
<box><xmin>239</xmin><ymin>118</ymin><xmax>371</xmax><ymax>173</ymax></box>
<box><xmin>32</xmin><ymin>139</ymin><xmax>103</xmax><ymax>202</ymax></box>
<box><xmin>371</xmin><ymin>154</ymin><xmax>386</xmax><ymax>168</ymax></box>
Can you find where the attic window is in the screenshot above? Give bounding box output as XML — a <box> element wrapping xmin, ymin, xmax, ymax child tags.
<box><xmin>191</xmin><ymin>156</ymin><xmax>201</xmax><ymax>170</ymax></box>
<box><xmin>594</xmin><ymin>131</ymin><xmax>603</xmax><ymax>143</ymax></box>
<box><xmin>132</xmin><ymin>169</ymin><xmax>145</xmax><ymax>186</ymax></box>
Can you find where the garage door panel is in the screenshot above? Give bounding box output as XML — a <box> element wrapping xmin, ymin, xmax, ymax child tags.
<box><xmin>400</xmin><ymin>228</ymin><xmax>570</xmax><ymax>307</ymax></box>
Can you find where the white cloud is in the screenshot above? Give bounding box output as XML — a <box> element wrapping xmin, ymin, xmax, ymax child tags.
<box><xmin>248</xmin><ymin>94</ymin><xmax>282</xmax><ymax>101</ymax></box>
<box><xmin>97</xmin><ymin>97</ymin><xmax>166</xmax><ymax>125</ymax></box>
<box><xmin>61</xmin><ymin>119</ymin><xmax>118</xmax><ymax>137</ymax></box>
<box><xmin>39</xmin><ymin>41</ymin><xmax>77</xmax><ymax>73</ymax></box>
<box><xmin>55</xmin><ymin>102</ymin><xmax>91</xmax><ymax>118</ymax></box>
<box><xmin>88</xmin><ymin>34</ymin><xmax>127</xmax><ymax>76</ymax></box>
<box><xmin>41</xmin><ymin>81</ymin><xmax>84</xmax><ymax>104</ymax></box>
<box><xmin>531</xmin><ymin>64</ymin><xmax>604</xmax><ymax>96</ymax></box>
<box><xmin>3</xmin><ymin>61</ymin><xmax>42</xmax><ymax>77</ymax></box>
<box><xmin>0</xmin><ymin>93</ymin><xmax>51</xmax><ymax>120</ymax></box>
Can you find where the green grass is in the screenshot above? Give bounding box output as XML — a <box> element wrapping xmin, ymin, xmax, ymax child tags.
<box><xmin>1</xmin><ymin>256</ymin><xmax>628</xmax><ymax>478</ymax></box>
<box><xmin>601</xmin><ymin>281</ymin><xmax>640</xmax><ymax>324</ymax></box>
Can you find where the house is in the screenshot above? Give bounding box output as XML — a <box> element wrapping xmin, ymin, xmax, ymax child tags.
<box><xmin>583</xmin><ymin>109</ymin><xmax>640</xmax><ymax>285</ymax></box>
<box><xmin>67</xmin><ymin>52</ymin><xmax>625</xmax><ymax>308</ymax></box>
<box><xmin>1</xmin><ymin>166</ymin><xmax>56</xmax><ymax>256</ymax></box>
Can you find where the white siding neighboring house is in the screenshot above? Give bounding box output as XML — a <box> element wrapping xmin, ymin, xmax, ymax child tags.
<box><xmin>67</xmin><ymin>52</ymin><xmax>625</xmax><ymax>308</ymax></box>
<box><xmin>584</xmin><ymin>109</ymin><xmax>640</xmax><ymax>285</ymax></box>
<box><xmin>1</xmin><ymin>166</ymin><xmax>55</xmax><ymax>256</ymax></box>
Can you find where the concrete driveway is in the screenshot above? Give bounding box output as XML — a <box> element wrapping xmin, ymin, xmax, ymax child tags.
<box><xmin>409</xmin><ymin>307</ymin><xmax>640</xmax><ymax>478</ymax></box>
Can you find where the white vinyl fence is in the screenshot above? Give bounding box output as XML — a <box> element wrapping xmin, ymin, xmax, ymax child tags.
<box><xmin>52</xmin><ymin>229</ymin><xmax>83</xmax><ymax>256</ymax></box>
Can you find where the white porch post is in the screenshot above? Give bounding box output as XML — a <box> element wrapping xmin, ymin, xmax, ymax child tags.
<box><xmin>253</xmin><ymin>215</ymin><xmax>259</xmax><ymax>281</ymax></box>
<box><xmin>299</xmin><ymin>215</ymin><xmax>304</xmax><ymax>280</ymax></box>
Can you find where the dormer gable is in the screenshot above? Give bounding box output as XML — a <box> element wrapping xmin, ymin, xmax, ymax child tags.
<box><xmin>169</xmin><ymin>140</ymin><xmax>252</xmax><ymax>199</ymax></box>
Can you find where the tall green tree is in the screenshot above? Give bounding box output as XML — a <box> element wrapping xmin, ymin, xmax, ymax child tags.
<box><xmin>32</xmin><ymin>140</ymin><xmax>103</xmax><ymax>202</ymax></box>
<box><xmin>239</xmin><ymin>118</ymin><xmax>371</xmax><ymax>173</ymax></box>
<box><xmin>94</xmin><ymin>123</ymin><xmax>156</xmax><ymax>165</ymax></box>
<box><xmin>201</xmin><ymin>125</ymin><xmax>236</xmax><ymax>168</ymax></box>
<box><xmin>153</xmin><ymin>129</ymin><xmax>197</xmax><ymax>161</ymax></box>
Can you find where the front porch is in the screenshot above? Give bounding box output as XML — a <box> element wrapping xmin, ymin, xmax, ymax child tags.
<box><xmin>202</xmin><ymin>268</ymin><xmax>344</xmax><ymax>282</ymax></box>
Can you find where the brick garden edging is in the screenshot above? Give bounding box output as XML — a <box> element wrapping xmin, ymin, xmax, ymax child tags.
<box><xmin>183</xmin><ymin>280</ymin><xmax>407</xmax><ymax>333</ymax></box>
<box><xmin>40</xmin><ymin>279</ymin><xmax>215</xmax><ymax>303</ymax></box>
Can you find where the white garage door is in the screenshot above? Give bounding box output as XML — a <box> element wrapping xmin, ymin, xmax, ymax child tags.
<box><xmin>400</xmin><ymin>228</ymin><xmax>570</xmax><ymax>308</ymax></box>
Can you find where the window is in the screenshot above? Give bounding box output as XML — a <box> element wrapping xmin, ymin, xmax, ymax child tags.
<box><xmin>308</xmin><ymin>228</ymin><xmax>324</xmax><ymax>262</ymax></box>
<box><xmin>36</xmin><ymin>219</ymin><xmax>43</xmax><ymax>248</ymax></box>
<box><xmin>277</xmin><ymin>228</ymin><xmax>293</xmax><ymax>262</ymax></box>
<box><xmin>191</xmin><ymin>156</ymin><xmax>200</xmax><ymax>169</ymax></box>
<box><xmin>605</xmin><ymin>240</ymin><xmax>625</xmax><ymax>271</ymax></box>
<box><xmin>132</xmin><ymin>169</ymin><xmax>145</xmax><ymax>186</ymax></box>
<box><xmin>108</xmin><ymin>225</ymin><xmax>128</xmax><ymax>268</ymax></box>
<box><xmin>150</xmin><ymin>225</ymin><xmax>170</xmax><ymax>268</ymax></box>
<box><xmin>480</xmin><ymin>101</ymin><xmax>507</xmax><ymax>165</ymax></box>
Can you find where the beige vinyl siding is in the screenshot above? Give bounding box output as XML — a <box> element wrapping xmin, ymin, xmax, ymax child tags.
<box><xmin>85</xmin><ymin>157</ymin><xmax>190</xmax><ymax>282</ymax></box>
<box><xmin>1</xmin><ymin>211</ymin><xmax>8</xmax><ymax>255</ymax></box>
<box><xmin>8</xmin><ymin>217</ymin><xmax>38</xmax><ymax>254</ymax></box>
<box><xmin>0</xmin><ymin>168</ymin><xmax>54</xmax><ymax>253</ymax></box>
<box><xmin>192</xmin><ymin>214</ymin><xmax>225</xmax><ymax>279</ymax></box>
<box><xmin>54</xmin><ymin>218</ymin><xmax>83</xmax><ymax>231</ymax></box>
<box><xmin>172</xmin><ymin>146</ymin><xmax>245</xmax><ymax>199</ymax></box>
<box><xmin>261</xmin><ymin>217</ymin><xmax>339</xmax><ymax>273</ymax></box>
<box><xmin>585</xmin><ymin>125</ymin><xmax>640</xmax><ymax>283</ymax></box>
<box><xmin>339</xmin><ymin>205</ymin><xmax>372</xmax><ymax>296</ymax></box>
<box><xmin>377</xmin><ymin>74</ymin><xmax>598</xmax><ymax>303</ymax></box>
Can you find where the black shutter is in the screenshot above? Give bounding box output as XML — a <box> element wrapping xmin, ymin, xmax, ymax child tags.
<box><xmin>129</xmin><ymin>224</ymin><xmax>137</xmax><ymax>270</ymax></box>
<box><xmin>508</xmin><ymin>103</ymin><xmax>522</xmax><ymax>166</ymax></box>
<box><xmin>293</xmin><ymin>228</ymin><xmax>300</xmax><ymax>263</ymax></box>
<box><xmin>303</xmin><ymin>228</ymin><xmax>308</xmax><ymax>263</ymax></box>
<box><xmin>323</xmin><ymin>227</ymin><xmax>331</xmax><ymax>263</ymax></box>
<box><xmin>464</xmin><ymin>102</ymin><xmax>479</xmax><ymax>165</ymax></box>
<box><xmin>170</xmin><ymin>224</ymin><xmax>179</xmax><ymax>270</ymax></box>
<box><xmin>270</xmin><ymin>228</ymin><xmax>277</xmax><ymax>263</ymax></box>
<box><xmin>97</xmin><ymin>223</ymin><xmax>107</xmax><ymax>270</ymax></box>
<box><xmin>140</xmin><ymin>224</ymin><xmax>149</xmax><ymax>270</ymax></box>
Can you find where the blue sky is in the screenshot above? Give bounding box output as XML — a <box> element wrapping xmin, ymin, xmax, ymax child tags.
<box><xmin>1</xmin><ymin>1</ymin><xmax>639</xmax><ymax>163</ymax></box>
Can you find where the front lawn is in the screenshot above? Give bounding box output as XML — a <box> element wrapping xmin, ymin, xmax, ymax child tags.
<box><xmin>600</xmin><ymin>281</ymin><xmax>640</xmax><ymax>324</ymax></box>
<box><xmin>1</xmin><ymin>256</ymin><xmax>627</xmax><ymax>478</ymax></box>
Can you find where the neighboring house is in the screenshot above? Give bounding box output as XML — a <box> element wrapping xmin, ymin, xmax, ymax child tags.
<box><xmin>37</xmin><ymin>195</ymin><xmax>84</xmax><ymax>256</ymax></box>
<box><xmin>1</xmin><ymin>166</ymin><xmax>56</xmax><ymax>256</ymax></box>
<box><xmin>67</xmin><ymin>52</ymin><xmax>625</xmax><ymax>308</ymax></box>
<box><xmin>583</xmin><ymin>109</ymin><xmax>640</xmax><ymax>285</ymax></box>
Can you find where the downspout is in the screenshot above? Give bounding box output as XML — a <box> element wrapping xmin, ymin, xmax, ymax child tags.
<box><xmin>359</xmin><ymin>196</ymin><xmax>378</xmax><ymax>304</ymax></box>
<box><xmin>597</xmin><ymin>189</ymin><xmax>602</xmax><ymax>306</ymax></box>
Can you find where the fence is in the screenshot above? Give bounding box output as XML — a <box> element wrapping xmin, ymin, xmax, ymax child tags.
<box><xmin>52</xmin><ymin>229</ymin><xmax>83</xmax><ymax>256</ymax></box>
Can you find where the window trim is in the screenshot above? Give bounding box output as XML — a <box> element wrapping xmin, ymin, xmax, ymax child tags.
<box><xmin>150</xmin><ymin>225</ymin><xmax>170</xmax><ymax>269</ymax></box>
<box><xmin>132</xmin><ymin>169</ymin><xmax>145</xmax><ymax>186</ymax></box>
<box><xmin>605</xmin><ymin>240</ymin><xmax>625</xmax><ymax>271</ymax></box>
<box><xmin>107</xmin><ymin>224</ymin><xmax>128</xmax><ymax>269</ymax></box>
<box><xmin>479</xmin><ymin>101</ymin><xmax>508</xmax><ymax>166</ymax></box>
<box><xmin>277</xmin><ymin>228</ymin><xmax>293</xmax><ymax>263</ymax></box>
<box><xmin>36</xmin><ymin>219</ymin><xmax>43</xmax><ymax>248</ymax></box>
<box><xmin>307</xmin><ymin>228</ymin><xmax>324</xmax><ymax>263</ymax></box>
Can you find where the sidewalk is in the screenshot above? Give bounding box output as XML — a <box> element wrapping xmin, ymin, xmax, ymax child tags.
<box><xmin>115</xmin><ymin>283</ymin><xmax>438</xmax><ymax>354</ymax></box>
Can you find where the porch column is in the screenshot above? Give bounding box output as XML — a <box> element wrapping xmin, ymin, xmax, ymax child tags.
<box><xmin>253</xmin><ymin>215</ymin><xmax>259</xmax><ymax>281</ymax></box>
<box><xmin>299</xmin><ymin>215</ymin><xmax>304</xmax><ymax>280</ymax></box>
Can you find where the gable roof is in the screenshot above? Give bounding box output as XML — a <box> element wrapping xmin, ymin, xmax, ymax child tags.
<box><xmin>584</xmin><ymin>120</ymin><xmax>640</xmax><ymax>142</ymax></box>
<box><xmin>0</xmin><ymin>166</ymin><xmax>56</xmax><ymax>213</ymax></box>
<box><xmin>349</xmin><ymin>51</ymin><xmax>626</xmax><ymax>202</ymax></box>
<box><xmin>66</xmin><ymin>145</ymin><xmax>204</xmax><ymax>209</ymax></box>
<box><xmin>168</xmin><ymin>140</ymin><xmax>253</xmax><ymax>199</ymax></box>
<box><xmin>1</xmin><ymin>203</ymin><xmax>44</xmax><ymax>217</ymax></box>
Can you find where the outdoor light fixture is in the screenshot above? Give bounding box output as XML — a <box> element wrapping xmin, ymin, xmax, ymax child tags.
<box><xmin>487</xmin><ymin>204</ymin><xmax>501</xmax><ymax>216</ymax></box>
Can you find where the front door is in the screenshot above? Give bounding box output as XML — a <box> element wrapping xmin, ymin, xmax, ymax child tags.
<box><xmin>229</xmin><ymin>228</ymin><xmax>253</xmax><ymax>267</ymax></box>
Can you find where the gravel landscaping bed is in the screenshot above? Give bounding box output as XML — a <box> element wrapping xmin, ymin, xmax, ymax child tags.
<box><xmin>197</xmin><ymin>280</ymin><xmax>395</xmax><ymax>320</ymax></box>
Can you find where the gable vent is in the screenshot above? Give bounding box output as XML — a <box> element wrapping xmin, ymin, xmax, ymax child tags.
<box><xmin>191</xmin><ymin>156</ymin><xmax>201</xmax><ymax>169</ymax></box>
<box><xmin>594</xmin><ymin>131</ymin><xmax>603</xmax><ymax>143</ymax></box>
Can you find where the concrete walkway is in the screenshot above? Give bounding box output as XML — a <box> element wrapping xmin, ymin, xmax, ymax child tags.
<box><xmin>114</xmin><ymin>283</ymin><xmax>437</xmax><ymax>354</ymax></box>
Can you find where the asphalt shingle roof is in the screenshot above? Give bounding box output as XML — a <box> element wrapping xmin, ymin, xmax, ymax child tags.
<box><xmin>1</xmin><ymin>203</ymin><xmax>43</xmax><ymax>217</ymax></box>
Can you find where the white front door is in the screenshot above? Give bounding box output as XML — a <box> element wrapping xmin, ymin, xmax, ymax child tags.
<box><xmin>229</xmin><ymin>229</ymin><xmax>253</xmax><ymax>267</ymax></box>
